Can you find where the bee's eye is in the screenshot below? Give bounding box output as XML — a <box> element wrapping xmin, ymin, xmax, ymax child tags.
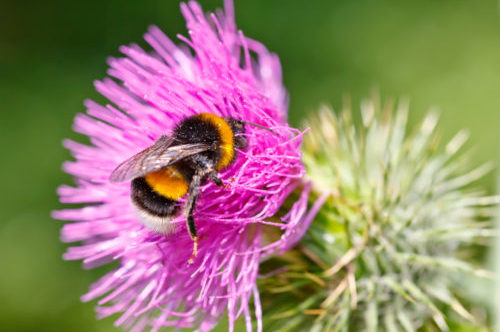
<box><xmin>235</xmin><ymin>135</ymin><xmax>247</xmax><ymax>150</ymax></box>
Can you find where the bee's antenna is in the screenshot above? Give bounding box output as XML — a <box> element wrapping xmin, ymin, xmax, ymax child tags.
<box><xmin>240</xmin><ymin>120</ymin><xmax>278</xmax><ymax>135</ymax></box>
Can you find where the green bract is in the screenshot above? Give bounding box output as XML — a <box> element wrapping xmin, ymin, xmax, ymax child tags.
<box><xmin>259</xmin><ymin>97</ymin><xmax>498</xmax><ymax>332</ymax></box>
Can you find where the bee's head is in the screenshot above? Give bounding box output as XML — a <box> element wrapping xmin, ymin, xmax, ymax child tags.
<box><xmin>226</xmin><ymin>118</ymin><xmax>247</xmax><ymax>150</ymax></box>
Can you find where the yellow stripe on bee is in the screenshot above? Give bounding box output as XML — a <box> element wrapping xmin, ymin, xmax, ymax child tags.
<box><xmin>196</xmin><ymin>113</ymin><xmax>234</xmax><ymax>170</ymax></box>
<box><xmin>145</xmin><ymin>166</ymin><xmax>188</xmax><ymax>200</ymax></box>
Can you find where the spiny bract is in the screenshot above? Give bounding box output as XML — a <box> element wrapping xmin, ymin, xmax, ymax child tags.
<box><xmin>259</xmin><ymin>97</ymin><xmax>498</xmax><ymax>332</ymax></box>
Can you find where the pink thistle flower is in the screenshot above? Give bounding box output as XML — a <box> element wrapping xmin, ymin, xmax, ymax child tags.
<box><xmin>53</xmin><ymin>1</ymin><xmax>307</xmax><ymax>331</ymax></box>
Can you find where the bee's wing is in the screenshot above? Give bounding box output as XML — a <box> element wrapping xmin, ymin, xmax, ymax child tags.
<box><xmin>109</xmin><ymin>135</ymin><xmax>210</xmax><ymax>182</ymax></box>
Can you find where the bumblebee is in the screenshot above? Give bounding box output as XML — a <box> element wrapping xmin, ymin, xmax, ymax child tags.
<box><xmin>110</xmin><ymin>113</ymin><xmax>249</xmax><ymax>263</ymax></box>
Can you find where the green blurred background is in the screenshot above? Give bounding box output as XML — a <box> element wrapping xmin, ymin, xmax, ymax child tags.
<box><xmin>1</xmin><ymin>0</ymin><xmax>499</xmax><ymax>331</ymax></box>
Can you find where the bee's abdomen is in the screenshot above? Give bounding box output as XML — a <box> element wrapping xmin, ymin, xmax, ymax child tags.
<box><xmin>131</xmin><ymin>176</ymin><xmax>181</xmax><ymax>217</ymax></box>
<box><xmin>144</xmin><ymin>166</ymin><xmax>189</xmax><ymax>200</ymax></box>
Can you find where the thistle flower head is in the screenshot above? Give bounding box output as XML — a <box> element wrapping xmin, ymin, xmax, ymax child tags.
<box><xmin>259</xmin><ymin>97</ymin><xmax>498</xmax><ymax>331</ymax></box>
<box><xmin>53</xmin><ymin>1</ymin><xmax>306</xmax><ymax>331</ymax></box>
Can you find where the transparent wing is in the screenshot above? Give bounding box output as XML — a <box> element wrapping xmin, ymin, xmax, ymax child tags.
<box><xmin>109</xmin><ymin>135</ymin><xmax>210</xmax><ymax>182</ymax></box>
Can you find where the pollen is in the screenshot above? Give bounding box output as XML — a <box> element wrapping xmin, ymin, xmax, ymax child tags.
<box><xmin>145</xmin><ymin>166</ymin><xmax>188</xmax><ymax>200</ymax></box>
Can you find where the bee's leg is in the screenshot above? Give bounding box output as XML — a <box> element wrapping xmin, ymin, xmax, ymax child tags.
<box><xmin>185</xmin><ymin>172</ymin><xmax>202</xmax><ymax>264</ymax></box>
<box><xmin>208</xmin><ymin>170</ymin><xmax>224</xmax><ymax>187</ymax></box>
<box><xmin>208</xmin><ymin>169</ymin><xmax>234</xmax><ymax>189</ymax></box>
